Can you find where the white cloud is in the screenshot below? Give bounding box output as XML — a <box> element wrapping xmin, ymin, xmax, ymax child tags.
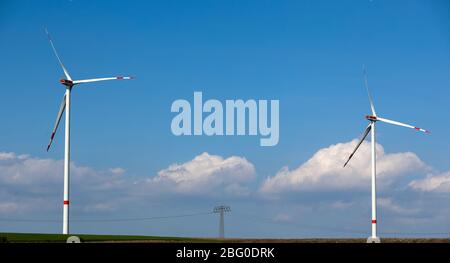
<box><xmin>142</xmin><ymin>152</ymin><xmax>255</xmax><ymax>196</ymax></box>
<box><xmin>0</xmin><ymin>202</ymin><xmax>20</xmax><ymax>214</ymax></box>
<box><xmin>273</xmin><ymin>213</ymin><xmax>292</xmax><ymax>223</ymax></box>
<box><xmin>409</xmin><ymin>171</ymin><xmax>450</xmax><ymax>193</ymax></box>
<box><xmin>82</xmin><ymin>202</ymin><xmax>118</xmax><ymax>212</ymax></box>
<box><xmin>260</xmin><ymin>139</ymin><xmax>427</xmax><ymax>194</ymax></box>
<box><xmin>329</xmin><ymin>200</ymin><xmax>354</xmax><ymax>210</ymax></box>
<box><xmin>0</xmin><ymin>152</ymin><xmax>126</xmax><ymax>190</ymax></box>
<box><xmin>378</xmin><ymin>198</ymin><xmax>419</xmax><ymax>215</ymax></box>
<box><xmin>109</xmin><ymin>167</ymin><xmax>126</xmax><ymax>175</ymax></box>
<box><xmin>0</xmin><ymin>151</ymin><xmax>256</xmax><ymax>216</ymax></box>
<box><xmin>0</xmin><ymin>152</ymin><xmax>16</xmax><ymax>160</ymax></box>
<box><xmin>0</xmin><ymin>152</ymin><xmax>61</xmax><ymax>189</ymax></box>
<box><xmin>0</xmin><ymin>151</ymin><xmax>127</xmax><ymax>214</ymax></box>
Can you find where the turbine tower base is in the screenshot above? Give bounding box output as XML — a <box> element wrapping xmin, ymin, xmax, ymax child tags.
<box><xmin>367</xmin><ymin>236</ymin><xmax>381</xmax><ymax>243</ymax></box>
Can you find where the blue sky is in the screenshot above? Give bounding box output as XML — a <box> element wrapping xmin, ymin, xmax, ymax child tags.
<box><xmin>1</xmin><ymin>0</ymin><xmax>450</xmax><ymax>238</ymax></box>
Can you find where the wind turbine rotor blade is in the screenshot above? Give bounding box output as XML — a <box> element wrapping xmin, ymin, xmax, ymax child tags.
<box><xmin>363</xmin><ymin>65</ymin><xmax>377</xmax><ymax>116</ymax></box>
<box><xmin>343</xmin><ymin>123</ymin><xmax>372</xmax><ymax>167</ymax></box>
<box><xmin>377</xmin><ymin>117</ymin><xmax>430</xmax><ymax>134</ymax></box>
<box><xmin>47</xmin><ymin>94</ymin><xmax>66</xmax><ymax>151</ymax></box>
<box><xmin>44</xmin><ymin>28</ymin><xmax>72</xmax><ymax>80</ymax></box>
<box><xmin>72</xmin><ymin>76</ymin><xmax>133</xmax><ymax>85</ymax></box>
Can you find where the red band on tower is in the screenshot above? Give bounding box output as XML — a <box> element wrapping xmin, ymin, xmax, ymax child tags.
<box><xmin>64</xmin><ymin>200</ymin><xmax>69</xmax><ymax>205</ymax></box>
<box><xmin>372</xmin><ymin>219</ymin><xmax>377</xmax><ymax>224</ymax></box>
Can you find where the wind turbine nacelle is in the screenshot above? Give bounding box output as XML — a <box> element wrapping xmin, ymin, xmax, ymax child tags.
<box><xmin>60</xmin><ymin>79</ymin><xmax>73</xmax><ymax>86</ymax></box>
<box><xmin>366</xmin><ymin>115</ymin><xmax>377</xmax><ymax>121</ymax></box>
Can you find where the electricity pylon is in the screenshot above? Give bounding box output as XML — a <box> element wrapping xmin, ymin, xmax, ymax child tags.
<box><xmin>213</xmin><ymin>205</ymin><xmax>231</xmax><ymax>238</ymax></box>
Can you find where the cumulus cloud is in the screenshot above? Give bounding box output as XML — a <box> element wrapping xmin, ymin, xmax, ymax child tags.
<box><xmin>82</xmin><ymin>202</ymin><xmax>119</xmax><ymax>213</ymax></box>
<box><xmin>140</xmin><ymin>152</ymin><xmax>256</xmax><ymax>196</ymax></box>
<box><xmin>329</xmin><ymin>200</ymin><xmax>354</xmax><ymax>210</ymax></box>
<box><xmin>409</xmin><ymin>171</ymin><xmax>450</xmax><ymax>193</ymax></box>
<box><xmin>0</xmin><ymin>202</ymin><xmax>20</xmax><ymax>214</ymax></box>
<box><xmin>378</xmin><ymin>198</ymin><xmax>419</xmax><ymax>215</ymax></box>
<box><xmin>0</xmin><ymin>151</ymin><xmax>126</xmax><ymax>190</ymax></box>
<box><xmin>0</xmin><ymin>151</ymin><xmax>256</xmax><ymax>216</ymax></box>
<box><xmin>0</xmin><ymin>152</ymin><xmax>17</xmax><ymax>160</ymax></box>
<box><xmin>0</xmin><ymin>151</ymin><xmax>127</xmax><ymax>215</ymax></box>
<box><xmin>273</xmin><ymin>213</ymin><xmax>292</xmax><ymax>223</ymax></box>
<box><xmin>109</xmin><ymin>167</ymin><xmax>126</xmax><ymax>175</ymax></box>
<box><xmin>260</xmin><ymin>139</ymin><xmax>427</xmax><ymax>194</ymax></box>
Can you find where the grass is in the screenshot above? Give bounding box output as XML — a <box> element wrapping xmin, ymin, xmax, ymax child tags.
<box><xmin>1</xmin><ymin>232</ymin><xmax>450</xmax><ymax>243</ymax></box>
<box><xmin>0</xmin><ymin>232</ymin><xmax>212</xmax><ymax>243</ymax></box>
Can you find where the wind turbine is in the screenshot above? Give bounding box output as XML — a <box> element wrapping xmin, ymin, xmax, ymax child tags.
<box><xmin>343</xmin><ymin>65</ymin><xmax>430</xmax><ymax>243</ymax></box>
<box><xmin>45</xmin><ymin>29</ymin><xmax>133</xmax><ymax>234</ymax></box>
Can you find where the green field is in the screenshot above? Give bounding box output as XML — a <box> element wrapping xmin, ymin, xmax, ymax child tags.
<box><xmin>0</xmin><ymin>232</ymin><xmax>213</xmax><ymax>243</ymax></box>
<box><xmin>1</xmin><ymin>232</ymin><xmax>450</xmax><ymax>243</ymax></box>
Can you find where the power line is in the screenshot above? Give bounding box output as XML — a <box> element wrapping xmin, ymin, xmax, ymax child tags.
<box><xmin>1</xmin><ymin>211</ymin><xmax>449</xmax><ymax>237</ymax></box>
<box><xmin>233</xmin><ymin>212</ymin><xmax>450</xmax><ymax>236</ymax></box>
<box><xmin>0</xmin><ymin>211</ymin><xmax>214</xmax><ymax>223</ymax></box>
<box><xmin>234</xmin><ymin>212</ymin><xmax>368</xmax><ymax>235</ymax></box>
<box><xmin>380</xmin><ymin>231</ymin><xmax>450</xmax><ymax>236</ymax></box>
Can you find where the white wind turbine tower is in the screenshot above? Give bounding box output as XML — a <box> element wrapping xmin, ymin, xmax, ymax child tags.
<box><xmin>45</xmin><ymin>29</ymin><xmax>133</xmax><ymax>234</ymax></box>
<box><xmin>343</xmin><ymin>65</ymin><xmax>430</xmax><ymax>243</ymax></box>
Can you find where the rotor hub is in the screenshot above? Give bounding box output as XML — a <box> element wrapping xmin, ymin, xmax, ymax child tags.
<box><xmin>60</xmin><ymin>79</ymin><xmax>73</xmax><ymax>87</ymax></box>
<box><xmin>366</xmin><ymin>115</ymin><xmax>377</xmax><ymax>122</ymax></box>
